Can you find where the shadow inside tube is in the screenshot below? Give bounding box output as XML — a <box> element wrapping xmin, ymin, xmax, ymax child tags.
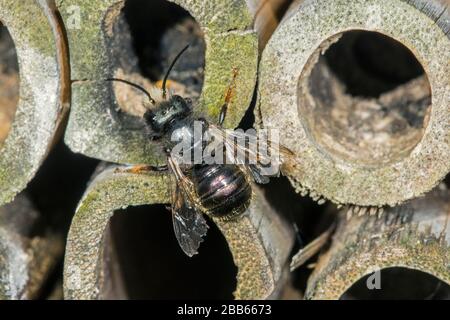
<box><xmin>261</xmin><ymin>176</ymin><xmax>336</xmax><ymax>294</ymax></box>
<box><xmin>299</xmin><ymin>30</ymin><xmax>431</xmax><ymax>166</ymax></box>
<box><xmin>123</xmin><ymin>0</ymin><xmax>205</xmax><ymax>96</ymax></box>
<box><xmin>106</xmin><ymin>0</ymin><xmax>206</xmax><ymax>124</ymax></box>
<box><xmin>325</xmin><ymin>30</ymin><xmax>425</xmax><ymax>98</ymax></box>
<box><xmin>104</xmin><ymin>204</ymin><xmax>237</xmax><ymax>299</ymax></box>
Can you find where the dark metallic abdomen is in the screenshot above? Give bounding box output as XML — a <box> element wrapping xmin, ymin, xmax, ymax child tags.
<box><xmin>192</xmin><ymin>164</ymin><xmax>251</xmax><ymax>218</ymax></box>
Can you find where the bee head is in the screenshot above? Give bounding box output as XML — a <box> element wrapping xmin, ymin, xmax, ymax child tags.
<box><xmin>107</xmin><ymin>45</ymin><xmax>192</xmax><ymax>136</ymax></box>
<box><xmin>143</xmin><ymin>95</ymin><xmax>192</xmax><ymax>134</ymax></box>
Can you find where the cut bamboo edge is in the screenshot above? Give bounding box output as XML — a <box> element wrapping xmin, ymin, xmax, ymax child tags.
<box><xmin>0</xmin><ymin>0</ymin><xmax>69</xmax><ymax>205</ymax></box>
<box><xmin>58</xmin><ymin>0</ymin><xmax>264</xmax><ymax>165</ymax></box>
<box><xmin>63</xmin><ymin>165</ymin><xmax>294</xmax><ymax>299</ymax></box>
<box><xmin>257</xmin><ymin>0</ymin><xmax>450</xmax><ymax>207</ymax></box>
<box><xmin>306</xmin><ymin>185</ymin><xmax>450</xmax><ymax>299</ymax></box>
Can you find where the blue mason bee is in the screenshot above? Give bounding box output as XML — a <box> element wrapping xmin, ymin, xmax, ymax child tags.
<box><xmin>108</xmin><ymin>45</ymin><xmax>295</xmax><ymax>257</ymax></box>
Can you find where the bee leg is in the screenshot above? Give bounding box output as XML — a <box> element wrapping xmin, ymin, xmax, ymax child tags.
<box><xmin>218</xmin><ymin>67</ymin><xmax>239</xmax><ymax>126</ymax></box>
<box><xmin>114</xmin><ymin>164</ymin><xmax>168</xmax><ymax>174</ymax></box>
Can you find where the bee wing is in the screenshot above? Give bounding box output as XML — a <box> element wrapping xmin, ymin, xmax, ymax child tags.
<box><xmin>208</xmin><ymin>124</ymin><xmax>296</xmax><ymax>183</ymax></box>
<box><xmin>171</xmin><ymin>181</ymin><xmax>209</xmax><ymax>257</ymax></box>
<box><xmin>246</xmin><ymin>164</ymin><xmax>271</xmax><ymax>184</ymax></box>
<box><xmin>168</xmin><ymin>156</ymin><xmax>208</xmax><ymax>257</ymax></box>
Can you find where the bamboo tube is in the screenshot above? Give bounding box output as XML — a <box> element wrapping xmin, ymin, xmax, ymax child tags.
<box><xmin>305</xmin><ymin>185</ymin><xmax>450</xmax><ymax>299</ymax></box>
<box><xmin>0</xmin><ymin>0</ymin><xmax>69</xmax><ymax>205</ymax></box>
<box><xmin>59</xmin><ymin>0</ymin><xmax>260</xmax><ymax>164</ymax></box>
<box><xmin>257</xmin><ymin>0</ymin><xmax>450</xmax><ymax>207</ymax></box>
<box><xmin>246</xmin><ymin>0</ymin><xmax>291</xmax><ymax>51</ymax></box>
<box><xmin>63</xmin><ymin>165</ymin><xmax>294</xmax><ymax>300</ymax></box>
<box><xmin>0</xmin><ymin>193</ymin><xmax>63</xmax><ymax>299</ymax></box>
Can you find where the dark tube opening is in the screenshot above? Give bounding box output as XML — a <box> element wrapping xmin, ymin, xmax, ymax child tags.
<box><xmin>325</xmin><ymin>31</ymin><xmax>425</xmax><ymax>97</ymax></box>
<box><xmin>103</xmin><ymin>204</ymin><xmax>237</xmax><ymax>299</ymax></box>
<box><xmin>299</xmin><ymin>30</ymin><xmax>431</xmax><ymax>167</ymax></box>
<box><xmin>261</xmin><ymin>176</ymin><xmax>336</xmax><ymax>297</ymax></box>
<box><xmin>106</xmin><ymin>0</ymin><xmax>205</xmax><ymax>119</ymax></box>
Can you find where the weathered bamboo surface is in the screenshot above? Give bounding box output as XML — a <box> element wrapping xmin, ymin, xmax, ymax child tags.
<box><xmin>0</xmin><ymin>194</ymin><xmax>63</xmax><ymax>299</ymax></box>
<box><xmin>0</xmin><ymin>0</ymin><xmax>68</xmax><ymax>206</ymax></box>
<box><xmin>306</xmin><ymin>185</ymin><xmax>450</xmax><ymax>299</ymax></box>
<box><xmin>63</xmin><ymin>165</ymin><xmax>294</xmax><ymax>299</ymax></box>
<box><xmin>257</xmin><ymin>0</ymin><xmax>450</xmax><ymax>207</ymax></box>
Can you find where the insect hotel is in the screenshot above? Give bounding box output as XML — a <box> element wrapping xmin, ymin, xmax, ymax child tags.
<box><xmin>0</xmin><ymin>0</ymin><xmax>449</xmax><ymax>300</ymax></box>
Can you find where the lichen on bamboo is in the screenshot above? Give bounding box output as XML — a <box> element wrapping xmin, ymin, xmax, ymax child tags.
<box><xmin>0</xmin><ymin>0</ymin><xmax>68</xmax><ymax>205</ymax></box>
<box><xmin>63</xmin><ymin>165</ymin><xmax>294</xmax><ymax>300</ymax></box>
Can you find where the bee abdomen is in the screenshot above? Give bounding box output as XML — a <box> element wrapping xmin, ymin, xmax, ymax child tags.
<box><xmin>192</xmin><ymin>164</ymin><xmax>251</xmax><ymax>218</ymax></box>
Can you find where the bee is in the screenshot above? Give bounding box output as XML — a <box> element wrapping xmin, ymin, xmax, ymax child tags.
<box><xmin>108</xmin><ymin>45</ymin><xmax>295</xmax><ymax>257</ymax></box>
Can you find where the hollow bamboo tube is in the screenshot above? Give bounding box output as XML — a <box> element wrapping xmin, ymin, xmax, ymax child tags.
<box><xmin>0</xmin><ymin>0</ymin><xmax>69</xmax><ymax>205</ymax></box>
<box><xmin>63</xmin><ymin>165</ymin><xmax>294</xmax><ymax>299</ymax></box>
<box><xmin>306</xmin><ymin>185</ymin><xmax>450</xmax><ymax>299</ymax></box>
<box><xmin>59</xmin><ymin>0</ymin><xmax>260</xmax><ymax>164</ymax></box>
<box><xmin>257</xmin><ymin>0</ymin><xmax>450</xmax><ymax>207</ymax></box>
<box><xmin>0</xmin><ymin>194</ymin><xmax>63</xmax><ymax>299</ymax></box>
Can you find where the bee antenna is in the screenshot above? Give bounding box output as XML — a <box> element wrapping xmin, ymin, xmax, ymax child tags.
<box><xmin>106</xmin><ymin>78</ymin><xmax>156</xmax><ymax>105</ymax></box>
<box><xmin>162</xmin><ymin>44</ymin><xmax>190</xmax><ymax>99</ymax></box>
